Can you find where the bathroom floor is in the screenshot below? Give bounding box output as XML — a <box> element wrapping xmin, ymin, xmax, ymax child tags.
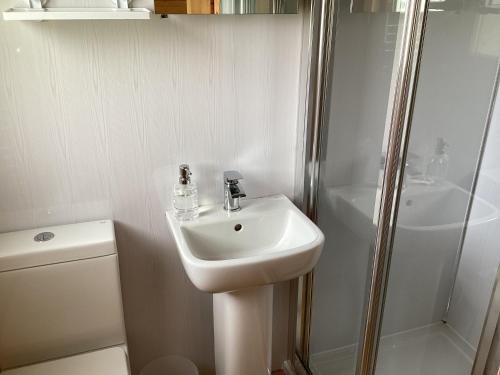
<box><xmin>310</xmin><ymin>323</ymin><xmax>474</xmax><ymax>375</ymax></box>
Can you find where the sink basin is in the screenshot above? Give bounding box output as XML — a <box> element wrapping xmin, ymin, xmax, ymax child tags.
<box><xmin>166</xmin><ymin>194</ymin><xmax>324</xmax><ymax>375</ymax></box>
<box><xmin>326</xmin><ymin>182</ymin><xmax>498</xmax><ymax>236</ymax></box>
<box><xmin>322</xmin><ymin>182</ymin><xmax>499</xmax><ymax>337</ymax></box>
<box><xmin>166</xmin><ymin>194</ymin><xmax>324</xmax><ymax>293</ymax></box>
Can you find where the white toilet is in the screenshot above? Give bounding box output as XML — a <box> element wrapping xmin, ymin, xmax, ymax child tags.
<box><xmin>0</xmin><ymin>220</ymin><xmax>129</xmax><ymax>374</ymax></box>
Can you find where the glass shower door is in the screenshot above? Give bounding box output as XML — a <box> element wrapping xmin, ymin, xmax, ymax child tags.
<box><xmin>374</xmin><ymin>3</ymin><xmax>500</xmax><ymax>374</ymax></box>
<box><xmin>306</xmin><ymin>0</ymin><xmax>420</xmax><ymax>373</ymax></box>
<box><xmin>301</xmin><ymin>0</ymin><xmax>500</xmax><ymax>373</ymax></box>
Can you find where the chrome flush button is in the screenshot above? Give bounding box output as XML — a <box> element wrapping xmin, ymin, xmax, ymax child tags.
<box><xmin>34</xmin><ymin>232</ymin><xmax>55</xmax><ymax>242</ymax></box>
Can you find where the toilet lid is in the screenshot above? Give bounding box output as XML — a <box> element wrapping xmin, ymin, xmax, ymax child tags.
<box><xmin>2</xmin><ymin>347</ymin><xmax>129</xmax><ymax>375</ymax></box>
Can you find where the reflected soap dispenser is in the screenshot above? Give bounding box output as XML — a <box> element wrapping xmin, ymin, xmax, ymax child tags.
<box><xmin>426</xmin><ymin>138</ymin><xmax>449</xmax><ymax>183</ymax></box>
<box><xmin>172</xmin><ymin>164</ymin><xmax>199</xmax><ymax>221</ymax></box>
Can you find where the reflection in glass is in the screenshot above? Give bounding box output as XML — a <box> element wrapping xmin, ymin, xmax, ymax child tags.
<box><xmin>374</xmin><ymin>5</ymin><xmax>500</xmax><ymax>375</ymax></box>
<box><xmin>154</xmin><ymin>0</ymin><xmax>298</xmax><ymax>14</ymax></box>
<box><xmin>307</xmin><ymin>0</ymin><xmax>500</xmax><ymax>372</ymax></box>
<box><xmin>307</xmin><ymin>2</ymin><xmax>406</xmax><ymax>373</ymax></box>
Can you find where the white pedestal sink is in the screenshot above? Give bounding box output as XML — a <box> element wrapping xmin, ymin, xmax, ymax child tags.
<box><xmin>166</xmin><ymin>195</ymin><xmax>324</xmax><ymax>375</ymax></box>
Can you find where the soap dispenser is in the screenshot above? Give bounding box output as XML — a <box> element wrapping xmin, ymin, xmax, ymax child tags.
<box><xmin>172</xmin><ymin>164</ymin><xmax>199</xmax><ymax>221</ymax></box>
<box><xmin>426</xmin><ymin>138</ymin><xmax>449</xmax><ymax>183</ymax></box>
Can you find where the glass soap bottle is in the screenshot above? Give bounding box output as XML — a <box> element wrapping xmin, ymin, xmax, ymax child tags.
<box><xmin>426</xmin><ymin>137</ymin><xmax>449</xmax><ymax>183</ymax></box>
<box><xmin>172</xmin><ymin>164</ymin><xmax>199</xmax><ymax>221</ymax></box>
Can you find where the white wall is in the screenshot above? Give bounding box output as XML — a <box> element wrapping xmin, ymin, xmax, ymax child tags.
<box><xmin>448</xmin><ymin>85</ymin><xmax>500</xmax><ymax>349</ymax></box>
<box><xmin>406</xmin><ymin>13</ymin><xmax>499</xmax><ymax>189</ymax></box>
<box><xmin>322</xmin><ymin>12</ymin><xmax>498</xmax><ymax>191</ymax></box>
<box><xmin>0</xmin><ymin>2</ymin><xmax>303</xmax><ymax>373</ymax></box>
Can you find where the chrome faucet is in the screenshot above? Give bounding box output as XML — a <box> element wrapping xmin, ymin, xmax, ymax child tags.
<box><xmin>380</xmin><ymin>152</ymin><xmax>423</xmax><ymax>189</ymax></box>
<box><xmin>403</xmin><ymin>152</ymin><xmax>424</xmax><ymax>188</ymax></box>
<box><xmin>223</xmin><ymin>170</ymin><xmax>246</xmax><ymax>211</ymax></box>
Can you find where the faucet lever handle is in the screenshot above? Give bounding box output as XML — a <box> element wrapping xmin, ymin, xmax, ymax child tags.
<box><xmin>224</xmin><ymin>170</ymin><xmax>243</xmax><ymax>184</ymax></box>
<box><xmin>230</xmin><ymin>183</ymin><xmax>246</xmax><ymax>198</ymax></box>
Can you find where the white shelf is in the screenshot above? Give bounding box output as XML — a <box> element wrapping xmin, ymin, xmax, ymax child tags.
<box><xmin>2</xmin><ymin>7</ymin><xmax>152</xmax><ymax>21</ymax></box>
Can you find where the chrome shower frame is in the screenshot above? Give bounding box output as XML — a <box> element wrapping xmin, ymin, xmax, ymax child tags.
<box><xmin>292</xmin><ymin>0</ymin><xmax>500</xmax><ymax>373</ymax></box>
<box><xmin>291</xmin><ymin>0</ymin><xmax>431</xmax><ymax>373</ymax></box>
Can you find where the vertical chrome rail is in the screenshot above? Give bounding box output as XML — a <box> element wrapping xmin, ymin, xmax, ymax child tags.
<box><xmin>302</xmin><ymin>0</ymin><xmax>335</xmax><ymax>222</ymax></box>
<box><xmin>295</xmin><ymin>0</ymin><xmax>336</xmax><ymax>367</ymax></box>
<box><xmin>355</xmin><ymin>0</ymin><xmax>429</xmax><ymax>373</ymax></box>
<box><xmin>472</xmin><ymin>265</ymin><xmax>500</xmax><ymax>375</ymax></box>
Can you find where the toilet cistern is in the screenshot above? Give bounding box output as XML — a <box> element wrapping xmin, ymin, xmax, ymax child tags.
<box><xmin>223</xmin><ymin>170</ymin><xmax>246</xmax><ymax>211</ymax></box>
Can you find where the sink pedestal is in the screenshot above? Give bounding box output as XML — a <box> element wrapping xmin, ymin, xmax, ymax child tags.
<box><xmin>166</xmin><ymin>195</ymin><xmax>324</xmax><ymax>374</ymax></box>
<box><xmin>213</xmin><ymin>285</ymin><xmax>273</xmax><ymax>375</ymax></box>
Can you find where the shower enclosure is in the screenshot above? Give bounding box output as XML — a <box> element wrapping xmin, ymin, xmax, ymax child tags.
<box><xmin>294</xmin><ymin>0</ymin><xmax>500</xmax><ymax>374</ymax></box>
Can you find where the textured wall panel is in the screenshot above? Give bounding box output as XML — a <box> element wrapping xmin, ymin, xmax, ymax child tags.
<box><xmin>0</xmin><ymin>5</ymin><xmax>302</xmax><ymax>373</ymax></box>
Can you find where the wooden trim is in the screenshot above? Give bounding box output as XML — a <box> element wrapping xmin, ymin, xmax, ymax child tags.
<box><xmin>154</xmin><ymin>0</ymin><xmax>187</xmax><ymax>14</ymax></box>
<box><xmin>154</xmin><ymin>0</ymin><xmax>216</xmax><ymax>14</ymax></box>
<box><xmin>186</xmin><ymin>0</ymin><xmax>212</xmax><ymax>14</ymax></box>
<box><xmin>213</xmin><ymin>0</ymin><xmax>221</xmax><ymax>14</ymax></box>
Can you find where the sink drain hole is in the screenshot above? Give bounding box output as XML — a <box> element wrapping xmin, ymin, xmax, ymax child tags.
<box><xmin>234</xmin><ymin>224</ymin><xmax>243</xmax><ymax>232</ymax></box>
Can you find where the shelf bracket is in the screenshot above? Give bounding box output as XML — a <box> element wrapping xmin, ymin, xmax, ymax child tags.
<box><xmin>115</xmin><ymin>0</ymin><xmax>130</xmax><ymax>9</ymax></box>
<box><xmin>29</xmin><ymin>0</ymin><xmax>43</xmax><ymax>9</ymax></box>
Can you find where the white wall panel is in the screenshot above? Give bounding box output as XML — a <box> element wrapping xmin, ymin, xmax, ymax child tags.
<box><xmin>0</xmin><ymin>4</ymin><xmax>303</xmax><ymax>373</ymax></box>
